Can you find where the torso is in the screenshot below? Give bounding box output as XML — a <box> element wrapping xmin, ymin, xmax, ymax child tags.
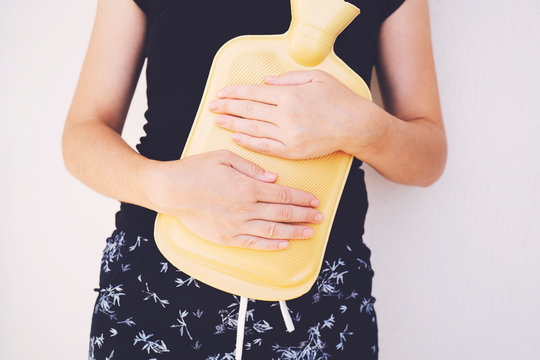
<box><xmin>116</xmin><ymin>0</ymin><xmax>397</xmax><ymax>239</ymax></box>
<box><xmin>91</xmin><ymin>2</ymin><xmax>407</xmax><ymax>358</ymax></box>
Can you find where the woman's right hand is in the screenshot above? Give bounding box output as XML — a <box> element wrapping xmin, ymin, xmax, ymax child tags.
<box><xmin>143</xmin><ymin>149</ymin><xmax>324</xmax><ymax>250</ymax></box>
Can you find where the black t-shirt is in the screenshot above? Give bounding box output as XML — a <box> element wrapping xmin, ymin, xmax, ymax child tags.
<box><xmin>119</xmin><ymin>0</ymin><xmax>406</xmax><ymax>240</ymax></box>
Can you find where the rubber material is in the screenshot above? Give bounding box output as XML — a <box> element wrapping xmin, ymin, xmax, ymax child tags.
<box><xmin>154</xmin><ymin>0</ymin><xmax>372</xmax><ymax>301</ymax></box>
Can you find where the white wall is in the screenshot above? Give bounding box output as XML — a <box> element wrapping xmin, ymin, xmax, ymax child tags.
<box><xmin>1</xmin><ymin>0</ymin><xmax>538</xmax><ymax>359</ymax></box>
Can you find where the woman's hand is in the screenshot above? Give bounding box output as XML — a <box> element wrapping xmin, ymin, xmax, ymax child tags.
<box><xmin>143</xmin><ymin>149</ymin><xmax>324</xmax><ymax>251</ymax></box>
<box><xmin>208</xmin><ymin>69</ymin><xmax>372</xmax><ymax>160</ymax></box>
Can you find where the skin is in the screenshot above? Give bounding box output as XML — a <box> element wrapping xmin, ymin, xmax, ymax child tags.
<box><xmin>62</xmin><ymin>0</ymin><xmax>446</xmax><ymax>251</ymax></box>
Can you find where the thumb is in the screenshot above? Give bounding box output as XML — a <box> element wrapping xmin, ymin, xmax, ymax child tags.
<box><xmin>264</xmin><ymin>70</ymin><xmax>316</xmax><ymax>86</ymax></box>
<box><xmin>225</xmin><ymin>152</ymin><xmax>278</xmax><ymax>182</ymax></box>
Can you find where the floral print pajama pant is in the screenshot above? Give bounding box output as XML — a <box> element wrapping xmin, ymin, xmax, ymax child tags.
<box><xmin>89</xmin><ymin>228</ymin><xmax>378</xmax><ymax>359</ymax></box>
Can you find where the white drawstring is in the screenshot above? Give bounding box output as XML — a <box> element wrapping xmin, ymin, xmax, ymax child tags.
<box><xmin>235</xmin><ymin>297</ymin><xmax>296</xmax><ymax>360</ymax></box>
<box><xmin>279</xmin><ymin>300</ymin><xmax>295</xmax><ymax>332</ymax></box>
<box><xmin>235</xmin><ymin>296</ymin><xmax>248</xmax><ymax>360</ymax></box>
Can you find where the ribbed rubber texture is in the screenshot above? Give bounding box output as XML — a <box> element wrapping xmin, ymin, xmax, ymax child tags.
<box><xmin>154</xmin><ymin>0</ymin><xmax>371</xmax><ymax>301</ymax></box>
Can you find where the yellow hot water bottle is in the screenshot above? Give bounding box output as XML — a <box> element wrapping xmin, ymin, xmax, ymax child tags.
<box><xmin>153</xmin><ymin>0</ymin><xmax>371</xmax><ymax>357</ymax></box>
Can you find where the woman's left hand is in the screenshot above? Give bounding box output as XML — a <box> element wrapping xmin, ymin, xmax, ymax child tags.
<box><xmin>208</xmin><ymin>69</ymin><xmax>370</xmax><ymax>160</ymax></box>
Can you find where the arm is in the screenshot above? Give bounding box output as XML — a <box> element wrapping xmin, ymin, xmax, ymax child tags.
<box><xmin>62</xmin><ymin>0</ymin><xmax>157</xmax><ymax>210</ymax></box>
<box><xmin>210</xmin><ymin>0</ymin><xmax>446</xmax><ymax>187</ymax></box>
<box><xmin>341</xmin><ymin>0</ymin><xmax>447</xmax><ymax>186</ymax></box>
<box><xmin>62</xmin><ymin>0</ymin><xmax>323</xmax><ymax>250</ymax></box>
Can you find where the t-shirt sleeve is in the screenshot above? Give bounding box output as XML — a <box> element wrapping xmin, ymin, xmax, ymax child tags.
<box><xmin>379</xmin><ymin>0</ymin><xmax>406</xmax><ymax>20</ymax></box>
<box><xmin>132</xmin><ymin>0</ymin><xmax>147</xmax><ymax>15</ymax></box>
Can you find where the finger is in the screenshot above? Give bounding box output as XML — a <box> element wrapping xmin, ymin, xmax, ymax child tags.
<box><xmin>220</xmin><ymin>150</ymin><xmax>278</xmax><ymax>182</ymax></box>
<box><xmin>227</xmin><ymin>234</ymin><xmax>290</xmax><ymax>251</ymax></box>
<box><xmin>232</xmin><ymin>133</ymin><xmax>287</xmax><ymax>157</ymax></box>
<box><xmin>216</xmin><ymin>83</ymin><xmax>284</xmax><ymax>106</ymax></box>
<box><xmin>215</xmin><ymin>114</ymin><xmax>282</xmax><ymax>140</ymax></box>
<box><xmin>264</xmin><ymin>70</ymin><xmax>318</xmax><ymax>85</ymax></box>
<box><xmin>243</xmin><ymin>219</ymin><xmax>314</xmax><ymax>240</ymax></box>
<box><xmin>209</xmin><ymin>98</ymin><xmax>276</xmax><ymax>122</ymax></box>
<box><xmin>250</xmin><ymin>202</ymin><xmax>324</xmax><ymax>224</ymax></box>
<box><xmin>255</xmin><ymin>183</ymin><xmax>320</xmax><ymax>208</ymax></box>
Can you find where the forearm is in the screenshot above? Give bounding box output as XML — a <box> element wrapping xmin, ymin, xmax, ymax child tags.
<box><xmin>61</xmin><ymin>120</ymin><xmax>159</xmax><ymax>210</ymax></box>
<box><xmin>341</xmin><ymin>100</ymin><xmax>447</xmax><ymax>187</ymax></box>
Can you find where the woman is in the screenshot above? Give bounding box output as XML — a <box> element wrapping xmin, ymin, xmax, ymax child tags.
<box><xmin>62</xmin><ymin>0</ymin><xmax>446</xmax><ymax>358</ymax></box>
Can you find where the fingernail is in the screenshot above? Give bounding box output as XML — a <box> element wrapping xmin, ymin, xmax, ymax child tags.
<box><xmin>217</xmin><ymin>89</ymin><xmax>226</xmax><ymax>97</ymax></box>
<box><xmin>314</xmin><ymin>213</ymin><xmax>324</xmax><ymax>222</ymax></box>
<box><xmin>278</xmin><ymin>241</ymin><xmax>289</xmax><ymax>249</ymax></box>
<box><xmin>215</xmin><ymin>116</ymin><xmax>225</xmax><ymax>125</ymax></box>
<box><xmin>209</xmin><ymin>100</ymin><xmax>218</xmax><ymax>110</ymax></box>
<box><xmin>264</xmin><ymin>171</ymin><xmax>277</xmax><ymax>180</ymax></box>
<box><xmin>303</xmin><ymin>228</ymin><xmax>314</xmax><ymax>237</ymax></box>
<box><xmin>311</xmin><ymin>199</ymin><xmax>320</xmax><ymax>207</ymax></box>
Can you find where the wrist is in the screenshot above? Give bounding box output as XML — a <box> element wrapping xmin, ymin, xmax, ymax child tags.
<box><xmin>137</xmin><ymin>157</ymin><xmax>195</xmax><ymax>216</ymax></box>
<box><xmin>136</xmin><ymin>157</ymin><xmax>168</xmax><ymax>212</ymax></box>
<box><xmin>339</xmin><ymin>98</ymin><xmax>390</xmax><ymax>160</ymax></box>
